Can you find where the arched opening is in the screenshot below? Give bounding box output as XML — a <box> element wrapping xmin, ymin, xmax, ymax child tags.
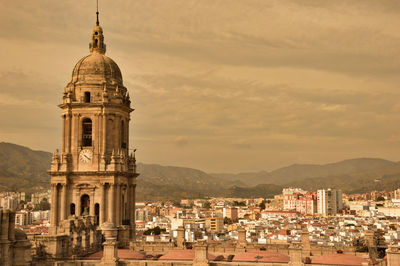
<box><xmin>82</xmin><ymin>118</ymin><xmax>92</xmax><ymax>147</ymax></box>
<box><xmin>70</xmin><ymin>203</ymin><xmax>75</xmax><ymax>215</ymax></box>
<box><xmin>94</xmin><ymin>39</ymin><xmax>98</xmax><ymax>48</ymax></box>
<box><xmin>95</xmin><ymin>203</ymin><xmax>100</xmax><ymax>224</ymax></box>
<box><xmin>84</xmin><ymin>91</ymin><xmax>91</xmax><ymax>103</ymax></box>
<box><xmin>121</xmin><ymin>120</ymin><xmax>126</xmax><ymax>148</ymax></box>
<box><xmin>95</xmin><ymin>31</ymin><xmax>98</xmax><ymax>35</ymax></box>
<box><xmin>81</xmin><ymin>194</ymin><xmax>90</xmax><ymax>216</ymax></box>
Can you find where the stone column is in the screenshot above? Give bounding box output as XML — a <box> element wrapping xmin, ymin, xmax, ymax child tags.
<box><xmin>237</xmin><ymin>227</ymin><xmax>246</xmax><ymax>246</ymax></box>
<box><xmin>177</xmin><ymin>226</ymin><xmax>185</xmax><ymax>248</ymax></box>
<box><xmin>102</xmin><ymin>113</ymin><xmax>107</xmax><ymax>154</ymax></box>
<box><xmin>108</xmin><ymin>184</ymin><xmax>115</xmax><ymax>223</ymax></box>
<box><xmin>76</xmin><ymin>191</ymin><xmax>82</xmax><ymax>217</ymax></box>
<box><xmin>73</xmin><ymin>230</ymin><xmax>81</xmax><ymax>253</ymax></box>
<box><xmin>62</xmin><ymin>115</ymin><xmax>66</xmax><ymax>153</ymax></box>
<box><xmin>89</xmin><ymin>190</ymin><xmax>95</xmax><ymax>216</ymax></box>
<box><xmin>90</xmin><ymin>229</ymin><xmax>97</xmax><ymax>249</ymax></box>
<box><xmin>82</xmin><ymin>230</ymin><xmax>90</xmax><ymax>251</ymax></box>
<box><xmin>8</xmin><ymin>211</ymin><xmax>15</xmax><ymax>242</ymax></box>
<box><xmin>288</xmin><ymin>243</ymin><xmax>303</xmax><ymax>266</ymax></box>
<box><xmin>50</xmin><ymin>184</ymin><xmax>59</xmax><ymax>227</ymax></box>
<box><xmin>130</xmin><ymin>184</ymin><xmax>136</xmax><ymax>241</ymax></box>
<box><xmin>100</xmin><ymin>183</ymin><xmax>105</xmax><ymax>224</ymax></box>
<box><xmin>301</xmin><ymin>228</ymin><xmax>311</xmax><ymax>258</ymax></box>
<box><xmin>60</xmin><ymin>184</ymin><xmax>67</xmax><ymax>221</ymax></box>
<box><xmin>1</xmin><ymin>210</ymin><xmax>10</xmax><ymax>240</ymax></box>
<box><xmin>114</xmin><ymin>115</ymin><xmax>120</xmax><ymax>150</ymax></box>
<box><xmin>115</xmin><ymin>184</ymin><xmax>121</xmax><ymax>226</ymax></box>
<box><xmin>101</xmin><ymin>222</ymin><xmax>119</xmax><ymax>265</ymax></box>
<box><xmin>193</xmin><ymin>241</ymin><xmax>209</xmax><ymax>266</ymax></box>
<box><xmin>67</xmin><ymin>112</ymin><xmax>72</xmax><ymax>154</ymax></box>
<box><xmin>0</xmin><ymin>210</ymin><xmax>11</xmax><ymax>266</ymax></box>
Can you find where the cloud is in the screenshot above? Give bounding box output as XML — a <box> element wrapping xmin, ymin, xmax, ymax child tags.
<box><xmin>1</xmin><ymin>1</ymin><xmax>400</xmax><ymax>172</ymax></box>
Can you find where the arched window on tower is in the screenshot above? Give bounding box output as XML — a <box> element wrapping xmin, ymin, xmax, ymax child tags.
<box><xmin>121</xmin><ymin>120</ymin><xmax>126</xmax><ymax>148</ymax></box>
<box><xmin>84</xmin><ymin>91</ymin><xmax>91</xmax><ymax>103</ymax></box>
<box><xmin>81</xmin><ymin>194</ymin><xmax>90</xmax><ymax>216</ymax></box>
<box><xmin>94</xmin><ymin>39</ymin><xmax>98</xmax><ymax>48</ymax></box>
<box><xmin>82</xmin><ymin>118</ymin><xmax>92</xmax><ymax>147</ymax></box>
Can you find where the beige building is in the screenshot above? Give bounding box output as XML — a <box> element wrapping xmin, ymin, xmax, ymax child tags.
<box><xmin>44</xmin><ymin>10</ymin><xmax>138</xmax><ymax>255</ymax></box>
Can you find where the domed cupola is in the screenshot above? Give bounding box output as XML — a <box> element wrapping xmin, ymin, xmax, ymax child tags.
<box><xmin>63</xmin><ymin>10</ymin><xmax>129</xmax><ymax>106</ymax></box>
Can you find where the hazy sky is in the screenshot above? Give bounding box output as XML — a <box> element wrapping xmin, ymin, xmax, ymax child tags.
<box><xmin>1</xmin><ymin>1</ymin><xmax>400</xmax><ymax>173</ymax></box>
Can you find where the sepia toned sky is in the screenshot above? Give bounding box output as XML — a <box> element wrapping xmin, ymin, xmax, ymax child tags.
<box><xmin>1</xmin><ymin>0</ymin><xmax>400</xmax><ymax>173</ymax></box>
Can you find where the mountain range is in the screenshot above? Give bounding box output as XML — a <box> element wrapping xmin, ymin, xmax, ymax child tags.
<box><xmin>1</xmin><ymin>142</ymin><xmax>400</xmax><ymax>200</ymax></box>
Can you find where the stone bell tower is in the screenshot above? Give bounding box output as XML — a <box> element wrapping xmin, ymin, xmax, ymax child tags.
<box><xmin>48</xmin><ymin>11</ymin><xmax>138</xmax><ymax>244</ymax></box>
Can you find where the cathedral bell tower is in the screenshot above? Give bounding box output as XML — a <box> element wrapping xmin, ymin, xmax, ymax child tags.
<box><xmin>48</xmin><ymin>12</ymin><xmax>138</xmax><ymax>243</ymax></box>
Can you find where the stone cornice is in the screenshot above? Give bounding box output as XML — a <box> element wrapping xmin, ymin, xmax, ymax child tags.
<box><xmin>58</xmin><ymin>102</ymin><xmax>134</xmax><ymax>113</ymax></box>
<box><xmin>48</xmin><ymin>170</ymin><xmax>139</xmax><ymax>178</ymax></box>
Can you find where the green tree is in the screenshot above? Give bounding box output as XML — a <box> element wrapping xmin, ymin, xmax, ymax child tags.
<box><xmin>224</xmin><ymin>217</ymin><xmax>233</xmax><ymax>224</ymax></box>
<box><xmin>259</xmin><ymin>200</ymin><xmax>266</xmax><ymax>210</ymax></box>
<box><xmin>38</xmin><ymin>198</ymin><xmax>50</xmax><ymax>211</ymax></box>
<box><xmin>233</xmin><ymin>201</ymin><xmax>246</xmax><ymax>206</ymax></box>
<box><xmin>376</xmin><ymin>196</ymin><xmax>385</xmax><ymax>201</ymax></box>
<box><xmin>144</xmin><ymin>226</ymin><xmax>163</xmax><ymax>235</ymax></box>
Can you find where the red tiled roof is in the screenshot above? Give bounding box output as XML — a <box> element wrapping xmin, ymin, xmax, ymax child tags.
<box><xmin>23</xmin><ymin>226</ymin><xmax>49</xmax><ymax>234</ymax></box>
<box><xmin>312</xmin><ymin>254</ymin><xmax>368</xmax><ymax>265</ymax></box>
<box><xmin>86</xmin><ymin>249</ymin><xmax>145</xmax><ymax>260</ymax></box>
<box><xmin>232</xmin><ymin>251</ymin><xmax>290</xmax><ymax>263</ymax></box>
<box><xmin>159</xmin><ymin>249</ymin><xmax>217</xmax><ymax>261</ymax></box>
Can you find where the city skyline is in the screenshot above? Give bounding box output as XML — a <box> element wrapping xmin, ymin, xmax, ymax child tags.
<box><xmin>1</xmin><ymin>1</ymin><xmax>400</xmax><ymax>172</ymax></box>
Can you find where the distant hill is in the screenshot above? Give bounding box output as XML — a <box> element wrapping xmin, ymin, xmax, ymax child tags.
<box><xmin>136</xmin><ymin>163</ymin><xmax>245</xmax><ymax>200</ymax></box>
<box><xmin>0</xmin><ymin>142</ymin><xmax>51</xmax><ymax>192</ymax></box>
<box><xmin>1</xmin><ymin>142</ymin><xmax>400</xmax><ymax>198</ymax></box>
<box><xmin>0</xmin><ymin>142</ymin><xmax>258</xmax><ymax>200</ymax></box>
<box><xmin>211</xmin><ymin>158</ymin><xmax>400</xmax><ymax>193</ymax></box>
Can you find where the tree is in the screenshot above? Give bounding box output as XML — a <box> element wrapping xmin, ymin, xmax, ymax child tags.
<box><xmin>224</xmin><ymin>217</ymin><xmax>233</xmax><ymax>224</ymax></box>
<box><xmin>233</xmin><ymin>201</ymin><xmax>246</xmax><ymax>206</ymax></box>
<box><xmin>204</xmin><ymin>201</ymin><xmax>211</xmax><ymax>209</ymax></box>
<box><xmin>172</xmin><ymin>201</ymin><xmax>181</xmax><ymax>207</ymax></box>
<box><xmin>259</xmin><ymin>200</ymin><xmax>266</xmax><ymax>210</ymax></box>
<box><xmin>144</xmin><ymin>226</ymin><xmax>163</xmax><ymax>235</ymax></box>
<box><xmin>37</xmin><ymin>198</ymin><xmax>50</xmax><ymax>211</ymax></box>
<box><xmin>376</xmin><ymin>196</ymin><xmax>385</xmax><ymax>202</ymax></box>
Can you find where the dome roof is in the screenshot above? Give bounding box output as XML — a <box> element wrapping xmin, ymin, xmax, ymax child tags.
<box><xmin>71</xmin><ymin>53</ymin><xmax>123</xmax><ymax>86</ymax></box>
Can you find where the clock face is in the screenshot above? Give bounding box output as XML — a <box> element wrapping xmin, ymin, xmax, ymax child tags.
<box><xmin>79</xmin><ymin>149</ymin><xmax>93</xmax><ymax>163</ymax></box>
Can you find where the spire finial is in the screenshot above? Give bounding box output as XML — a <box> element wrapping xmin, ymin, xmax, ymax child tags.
<box><xmin>96</xmin><ymin>0</ymin><xmax>99</xmax><ymax>26</ymax></box>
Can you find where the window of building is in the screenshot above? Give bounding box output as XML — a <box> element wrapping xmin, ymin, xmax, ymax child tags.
<box><xmin>81</xmin><ymin>194</ymin><xmax>90</xmax><ymax>216</ymax></box>
<box><xmin>84</xmin><ymin>91</ymin><xmax>91</xmax><ymax>103</ymax></box>
<box><xmin>82</xmin><ymin>118</ymin><xmax>92</xmax><ymax>147</ymax></box>
<box><xmin>70</xmin><ymin>204</ymin><xmax>75</xmax><ymax>215</ymax></box>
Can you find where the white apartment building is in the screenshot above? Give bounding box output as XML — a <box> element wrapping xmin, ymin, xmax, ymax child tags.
<box><xmin>317</xmin><ymin>189</ymin><xmax>343</xmax><ymax>215</ymax></box>
<box><xmin>282</xmin><ymin>188</ymin><xmax>307</xmax><ymax>210</ymax></box>
<box><xmin>1</xmin><ymin>196</ymin><xmax>18</xmax><ymax>210</ymax></box>
<box><xmin>15</xmin><ymin>211</ymin><xmax>33</xmax><ymax>226</ymax></box>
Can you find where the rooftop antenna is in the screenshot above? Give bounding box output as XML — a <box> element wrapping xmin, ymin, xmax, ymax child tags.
<box><xmin>96</xmin><ymin>0</ymin><xmax>99</xmax><ymax>26</ymax></box>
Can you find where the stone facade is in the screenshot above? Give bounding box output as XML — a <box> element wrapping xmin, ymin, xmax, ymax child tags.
<box><xmin>0</xmin><ymin>210</ymin><xmax>31</xmax><ymax>266</ymax></box>
<box><xmin>34</xmin><ymin>13</ymin><xmax>139</xmax><ymax>261</ymax></box>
